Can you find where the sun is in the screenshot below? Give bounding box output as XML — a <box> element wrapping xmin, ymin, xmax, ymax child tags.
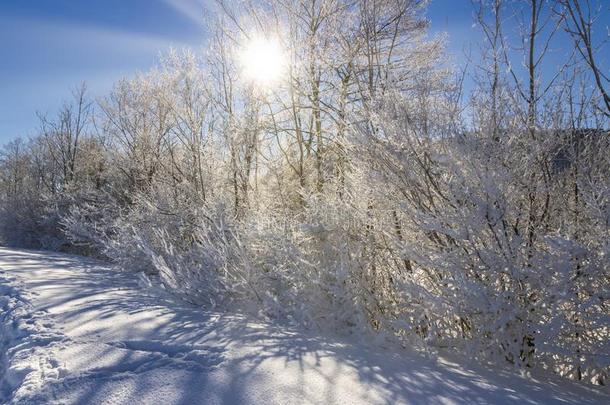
<box><xmin>239</xmin><ymin>36</ymin><xmax>286</xmax><ymax>87</ymax></box>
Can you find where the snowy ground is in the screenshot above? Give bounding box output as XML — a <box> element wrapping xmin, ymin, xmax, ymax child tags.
<box><xmin>0</xmin><ymin>247</ymin><xmax>608</xmax><ymax>405</ymax></box>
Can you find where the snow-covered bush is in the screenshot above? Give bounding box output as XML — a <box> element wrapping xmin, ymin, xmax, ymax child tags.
<box><xmin>79</xmin><ymin>187</ymin><xmax>374</xmax><ymax>331</ymax></box>
<box><xmin>351</xmin><ymin>94</ymin><xmax>610</xmax><ymax>384</ymax></box>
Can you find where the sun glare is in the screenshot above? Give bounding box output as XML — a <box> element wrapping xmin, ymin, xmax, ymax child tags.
<box><xmin>239</xmin><ymin>36</ymin><xmax>286</xmax><ymax>87</ymax></box>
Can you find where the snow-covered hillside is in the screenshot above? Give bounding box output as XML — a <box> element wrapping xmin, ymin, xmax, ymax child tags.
<box><xmin>0</xmin><ymin>247</ymin><xmax>608</xmax><ymax>404</ymax></box>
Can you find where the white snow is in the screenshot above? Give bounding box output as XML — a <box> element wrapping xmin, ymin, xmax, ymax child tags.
<box><xmin>0</xmin><ymin>247</ymin><xmax>608</xmax><ymax>405</ymax></box>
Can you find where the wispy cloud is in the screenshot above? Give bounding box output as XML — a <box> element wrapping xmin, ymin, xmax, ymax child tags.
<box><xmin>0</xmin><ymin>15</ymin><xmax>196</xmax><ymax>140</ymax></box>
<box><xmin>161</xmin><ymin>0</ymin><xmax>208</xmax><ymax>26</ymax></box>
<box><xmin>0</xmin><ymin>16</ymin><xmax>191</xmax><ymax>58</ymax></box>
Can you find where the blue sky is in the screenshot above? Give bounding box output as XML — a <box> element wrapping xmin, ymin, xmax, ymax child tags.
<box><xmin>0</xmin><ymin>0</ymin><xmax>480</xmax><ymax>142</ymax></box>
<box><xmin>0</xmin><ymin>0</ymin><xmax>212</xmax><ymax>142</ymax></box>
<box><xmin>2</xmin><ymin>0</ymin><xmax>603</xmax><ymax>142</ymax></box>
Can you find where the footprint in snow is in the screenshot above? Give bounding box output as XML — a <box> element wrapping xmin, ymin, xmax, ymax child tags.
<box><xmin>82</xmin><ymin>340</ymin><xmax>225</xmax><ymax>377</ymax></box>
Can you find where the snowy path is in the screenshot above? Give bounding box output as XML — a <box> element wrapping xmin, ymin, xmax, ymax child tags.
<box><xmin>0</xmin><ymin>248</ymin><xmax>608</xmax><ymax>405</ymax></box>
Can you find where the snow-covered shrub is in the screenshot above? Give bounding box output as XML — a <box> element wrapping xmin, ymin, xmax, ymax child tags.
<box><xmin>86</xmin><ymin>187</ymin><xmax>374</xmax><ymax>331</ymax></box>
<box><xmin>352</xmin><ymin>94</ymin><xmax>610</xmax><ymax>383</ymax></box>
<box><xmin>233</xmin><ymin>194</ymin><xmax>372</xmax><ymax>329</ymax></box>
